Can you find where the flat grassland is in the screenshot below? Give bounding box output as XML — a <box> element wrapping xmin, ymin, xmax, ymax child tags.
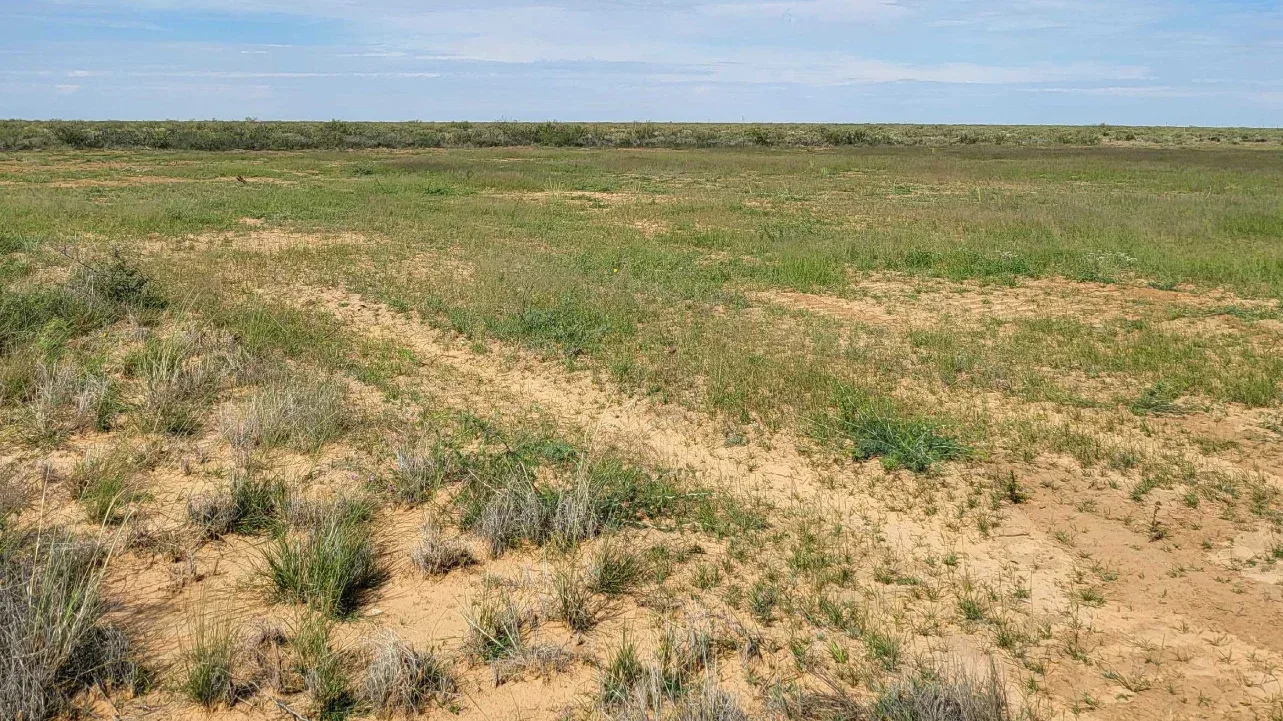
<box><xmin>2</xmin><ymin>140</ymin><xmax>1283</xmax><ymax>721</ymax></box>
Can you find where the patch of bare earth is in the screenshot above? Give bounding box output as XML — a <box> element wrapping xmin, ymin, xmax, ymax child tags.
<box><xmin>630</xmin><ymin>218</ymin><xmax>670</xmax><ymax>238</ymax></box>
<box><xmin>755</xmin><ymin>274</ymin><xmax>1279</xmax><ymax>330</ymax></box>
<box><xmin>143</xmin><ymin>229</ymin><xmax>370</xmax><ymax>254</ymax></box>
<box><xmin>486</xmin><ymin>190</ymin><xmax>672</xmax><ymax>206</ymax></box>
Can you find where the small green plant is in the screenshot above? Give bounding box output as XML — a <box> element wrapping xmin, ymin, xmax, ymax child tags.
<box><xmin>864</xmin><ymin>628</ymin><xmax>903</xmax><ymax>670</ymax></box>
<box><xmin>997</xmin><ymin>471</ymin><xmax>1026</xmax><ymax>504</ymax></box>
<box><xmin>187</xmin><ymin>472</ymin><xmax>287</xmax><ymax>538</ymax></box>
<box><xmin>1130</xmin><ymin>382</ymin><xmax>1183</xmax><ymax>416</ymax></box>
<box><xmin>958</xmin><ymin>596</ymin><xmax>988</xmax><ymax>622</ymax></box>
<box><xmin>748</xmin><ymin>580</ymin><xmax>779</xmax><ymax>624</ymax></box>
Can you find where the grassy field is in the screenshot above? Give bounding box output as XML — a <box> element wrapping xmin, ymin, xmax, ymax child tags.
<box><xmin>2</xmin><ymin>141</ymin><xmax>1283</xmax><ymax>721</ymax></box>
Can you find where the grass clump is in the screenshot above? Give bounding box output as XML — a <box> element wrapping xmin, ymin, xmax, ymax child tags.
<box><xmin>597</xmin><ymin>620</ymin><xmax>739</xmax><ymax>721</ymax></box>
<box><xmin>180</xmin><ymin>616</ymin><xmax>239</xmax><ymax>708</ymax></box>
<box><xmin>0</xmin><ymin>531</ymin><xmax>143</xmax><ymax>720</ymax></box>
<box><xmin>292</xmin><ymin>614</ymin><xmax>355</xmax><ymax>720</ymax></box>
<box><xmin>264</xmin><ymin>500</ymin><xmax>382</xmax><ymax>617</ymax></box>
<box><xmin>587</xmin><ymin>539</ymin><xmax>645</xmax><ymax>596</ymax></box>
<box><xmin>835</xmin><ymin>390</ymin><xmax>968</xmax><ymax>473</ymax></box>
<box><xmin>362</xmin><ymin>631</ymin><xmax>456</xmax><ymax>716</ymax></box>
<box><xmin>66</xmin><ymin>445</ymin><xmax>147</xmax><ymax>525</ymax></box>
<box><xmin>389</xmin><ymin>441</ymin><xmax>463</xmax><ymax>504</ymax></box>
<box><xmin>20</xmin><ymin>361</ymin><xmax>122</xmax><ymax>444</ymax></box>
<box><xmin>187</xmin><ymin>472</ymin><xmax>287</xmax><ymax>539</ymax></box>
<box><xmin>599</xmin><ymin>635</ymin><xmax>646</xmax><ymax>710</ymax></box>
<box><xmin>456</xmin><ymin>451</ymin><xmax>681</xmax><ymax>557</ymax></box>
<box><xmin>220</xmin><ymin>373</ymin><xmax>346</xmax><ymax>454</ymax></box>
<box><xmin>410</xmin><ymin>522</ymin><xmax>476</xmax><ymax>576</ymax></box>
<box><xmin>462</xmin><ymin>591</ymin><xmax>527</xmax><ymax>660</ymax></box>
<box><xmin>129</xmin><ymin>329</ymin><xmax>244</xmax><ymax>435</ymax></box>
<box><xmin>870</xmin><ymin>664</ymin><xmax>1009</xmax><ymax>721</ymax></box>
<box><xmin>550</xmin><ymin>562</ymin><xmax>598</xmax><ymax>633</ymax></box>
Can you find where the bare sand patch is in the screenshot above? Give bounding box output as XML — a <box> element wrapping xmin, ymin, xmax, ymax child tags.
<box><xmin>143</xmin><ymin>229</ymin><xmax>370</xmax><ymax>254</ymax></box>
<box><xmin>754</xmin><ymin>274</ymin><xmax>1280</xmax><ymax>332</ymax></box>
<box><xmin>486</xmin><ymin>190</ymin><xmax>672</xmax><ymax>206</ymax></box>
<box><xmin>630</xmin><ymin>218</ymin><xmax>670</xmax><ymax>238</ymax></box>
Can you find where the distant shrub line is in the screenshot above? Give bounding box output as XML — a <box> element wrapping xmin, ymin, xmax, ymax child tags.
<box><xmin>2</xmin><ymin>120</ymin><xmax>1280</xmax><ymax>151</ymax></box>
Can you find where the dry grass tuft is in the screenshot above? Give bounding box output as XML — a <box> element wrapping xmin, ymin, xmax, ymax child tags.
<box><xmin>362</xmin><ymin>630</ymin><xmax>456</xmax><ymax>715</ymax></box>
<box><xmin>410</xmin><ymin>522</ymin><xmax>476</xmax><ymax>576</ymax></box>
<box><xmin>219</xmin><ymin>373</ymin><xmax>346</xmax><ymax>456</ymax></box>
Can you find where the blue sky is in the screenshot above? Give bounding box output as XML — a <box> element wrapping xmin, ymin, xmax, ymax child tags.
<box><xmin>2</xmin><ymin>0</ymin><xmax>1281</xmax><ymax>124</ymax></box>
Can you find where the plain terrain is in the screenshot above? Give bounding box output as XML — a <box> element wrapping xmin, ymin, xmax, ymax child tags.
<box><xmin>3</xmin><ymin>134</ymin><xmax>1283</xmax><ymax>721</ymax></box>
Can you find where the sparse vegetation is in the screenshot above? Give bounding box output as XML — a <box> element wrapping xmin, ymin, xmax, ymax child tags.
<box><xmin>4</xmin><ymin>137</ymin><xmax>1283</xmax><ymax>720</ymax></box>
